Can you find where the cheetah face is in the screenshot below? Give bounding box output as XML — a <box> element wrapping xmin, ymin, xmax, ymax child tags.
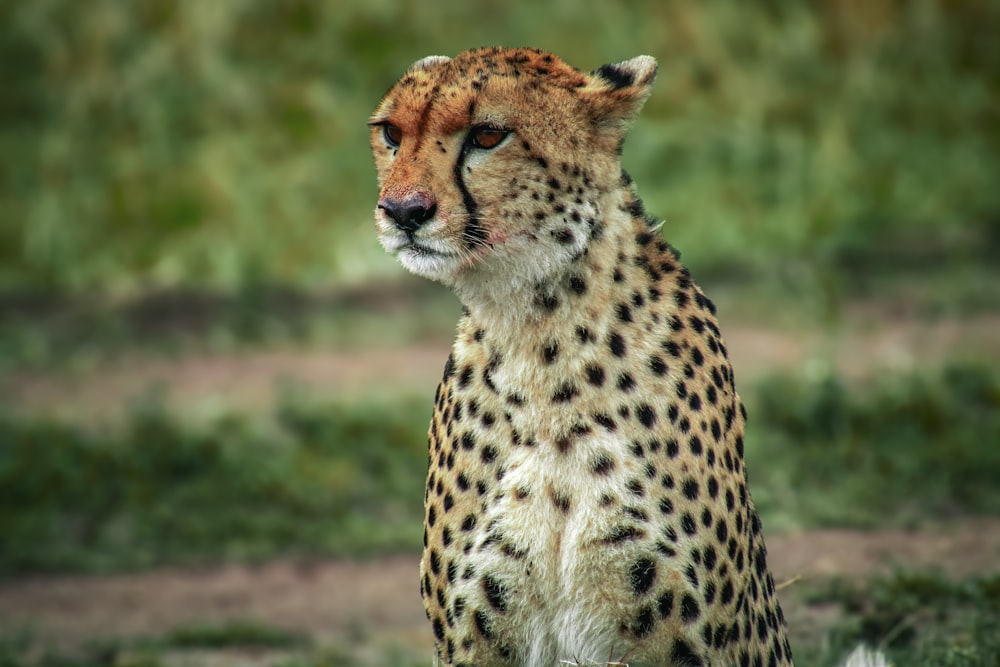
<box><xmin>369</xmin><ymin>48</ymin><xmax>656</xmax><ymax>300</ymax></box>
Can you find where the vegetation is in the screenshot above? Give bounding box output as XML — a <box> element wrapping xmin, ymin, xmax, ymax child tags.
<box><xmin>801</xmin><ymin>571</ymin><xmax>1000</xmax><ymax>667</ymax></box>
<box><xmin>2</xmin><ymin>0</ymin><xmax>997</xmax><ymax>294</ymax></box>
<box><xmin>2</xmin><ymin>364</ymin><xmax>996</xmax><ymax>575</ymax></box>
<box><xmin>2</xmin><ymin>572</ymin><xmax>997</xmax><ymax>666</ymax></box>
<box><xmin>2</xmin><ymin>2</ymin><xmax>996</xmax><ymax>665</ymax></box>
<box><xmin>0</xmin><ymin>396</ymin><xmax>430</xmax><ymax>574</ymax></box>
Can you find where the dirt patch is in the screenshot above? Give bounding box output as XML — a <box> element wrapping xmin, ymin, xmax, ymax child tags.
<box><xmin>5</xmin><ymin>314</ymin><xmax>999</xmax><ymax>422</ymax></box>
<box><xmin>3</xmin><ymin>519</ymin><xmax>998</xmax><ymax>653</ymax></box>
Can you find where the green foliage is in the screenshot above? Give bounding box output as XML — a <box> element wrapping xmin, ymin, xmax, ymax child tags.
<box><xmin>0</xmin><ymin>279</ymin><xmax>460</xmax><ymax>371</ymax></box>
<box><xmin>2</xmin><ymin>0</ymin><xmax>998</xmax><ymax>291</ymax></box>
<box><xmin>164</xmin><ymin>621</ymin><xmax>307</xmax><ymax>649</ymax></box>
<box><xmin>0</xmin><ymin>397</ymin><xmax>430</xmax><ymax>574</ymax></box>
<box><xmin>747</xmin><ymin>365</ymin><xmax>1000</xmax><ymax>529</ymax></box>
<box><xmin>799</xmin><ymin>572</ymin><xmax>1000</xmax><ymax>667</ymax></box>
<box><xmin>2</xmin><ymin>365</ymin><xmax>998</xmax><ymax>575</ymax></box>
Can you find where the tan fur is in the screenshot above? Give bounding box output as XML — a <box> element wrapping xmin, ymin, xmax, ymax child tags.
<box><xmin>370</xmin><ymin>47</ymin><xmax>793</xmax><ymax>667</ymax></box>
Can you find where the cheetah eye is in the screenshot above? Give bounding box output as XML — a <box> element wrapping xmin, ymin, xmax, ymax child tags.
<box><xmin>382</xmin><ymin>123</ymin><xmax>403</xmax><ymax>148</ymax></box>
<box><xmin>470</xmin><ymin>126</ymin><xmax>509</xmax><ymax>150</ymax></box>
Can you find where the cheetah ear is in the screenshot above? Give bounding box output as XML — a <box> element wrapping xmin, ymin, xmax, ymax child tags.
<box><xmin>408</xmin><ymin>55</ymin><xmax>452</xmax><ymax>72</ymax></box>
<box><xmin>581</xmin><ymin>55</ymin><xmax>658</xmax><ymax>131</ymax></box>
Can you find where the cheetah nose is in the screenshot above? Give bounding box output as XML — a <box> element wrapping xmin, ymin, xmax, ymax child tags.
<box><xmin>379</xmin><ymin>195</ymin><xmax>438</xmax><ymax>234</ymax></box>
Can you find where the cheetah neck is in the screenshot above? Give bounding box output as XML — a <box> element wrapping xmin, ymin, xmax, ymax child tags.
<box><xmin>453</xmin><ymin>184</ymin><xmax>639</xmax><ymax>342</ymax></box>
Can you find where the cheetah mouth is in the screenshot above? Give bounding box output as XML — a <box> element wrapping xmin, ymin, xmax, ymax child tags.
<box><xmin>399</xmin><ymin>242</ymin><xmax>456</xmax><ymax>258</ymax></box>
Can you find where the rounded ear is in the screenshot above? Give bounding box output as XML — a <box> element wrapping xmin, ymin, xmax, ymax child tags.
<box><xmin>408</xmin><ymin>55</ymin><xmax>452</xmax><ymax>72</ymax></box>
<box><xmin>580</xmin><ymin>55</ymin><xmax>658</xmax><ymax>131</ymax></box>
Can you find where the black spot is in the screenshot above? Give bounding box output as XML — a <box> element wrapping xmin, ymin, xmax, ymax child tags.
<box><xmin>542</xmin><ymin>341</ymin><xmax>559</xmax><ymax>364</ymax></box>
<box><xmin>681</xmin><ymin>513</ymin><xmax>697</xmax><ymax>535</ymax></box>
<box><xmin>665</xmin><ymin>439</ymin><xmax>679</xmax><ymax>458</ymax></box>
<box><xmin>625</xmin><ymin>506</ymin><xmax>648</xmax><ymax>521</ymax></box>
<box><xmin>659</xmin><ymin>497</ymin><xmax>674</xmax><ymax>514</ymax></box>
<box><xmin>585</xmin><ymin>364</ymin><xmax>606</xmax><ymax>386</ymax></box>
<box><xmin>663</xmin><ymin>341</ymin><xmax>681</xmax><ymax>357</ymax></box>
<box><xmin>616</xmin><ymin>303</ymin><xmax>633</xmax><ymax>323</ymax></box>
<box><xmin>602</xmin><ymin>525</ymin><xmax>645</xmax><ymax>543</ymax></box>
<box><xmin>430</xmin><ymin>549</ymin><xmax>441</xmax><ymax>575</ymax></box>
<box><xmin>671</xmin><ymin>638</ymin><xmax>703</xmax><ymax>666</ymax></box>
<box><xmin>704</xmin><ymin>545</ymin><xmax>718</xmax><ymax>571</ymax></box>
<box><xmin>482</xmin><ymin>575</ymin><xmax>508</xmax><ymax>613</ymax></box>
<box><xmin>650</xmin><ymin>355</ymin><xmax>668</xmax><ymax>375</ymax></box>
<box><xmin>681</xmin><ymin>594</ymin><xmax>701</xmax><ymax>624</ymax></box>
<box><xmin>568</xmin><ymin>275</ymin><xmax>587</xmax><ymax>295</ymax></box>
<box><xmin>630</xmin><ymin>557</ymin><xmax>657</xmax><ymax>596</ymax></box>
<box><xmin>535</xmin><ymin>291</ymin><xmax>559</xmax><ymax>312</ymax></box>
<box><xmin>591</xmin><ymin>453</ymin><xmax>615</xmax><ymax>475</ymax></box>
<box><xmin>616</xmin><ymin>372</ymin><xmax>636</xmax><ymax>392</ymax></box>
<box><xmin>594</xmin><ymin>413</ymin><xmax>617</xmax><ymax>431</ymax></box>
<box><xmin>458</xmin><ymin>366</ymin><xmax>474</xmax><ymax>387</ymax></box>
<box><xmin>480</xmin><ymin>445</ymin><xmax>497</xmax><ymax>464</ymax></box>
<box><xmin>442</xmin><ymin>354</ymin><xmax>456</xmax><ymax>380</ymax></box>
<box><xmin>459</xmin><ymin>433</ymin><xmax>475</xmax><ymax>452</ymax></box>
<box><xmin>636</xmin><ymin>404</ymin><xmax>657</xmax><ymax>428</ymax></box>
<box><xmin>682</xmin><ymin>478</ymin><xmax>700</xmax><ymax>500</ymax></box>
<box><xmin>428</xmin><ymin>505</ymin><xmax>437</xmax><ymax>527</ymax></box>
<box><xmin>433</xmin><ymin>616</ymin><xmax>445</xmax><ymax>641</ymax></box>
<box><xmin>609</xmin><ymin>332</ymin><xmax>627</xmax><ymax>357</ymax></box>
<box><xmin>473</xmin><ymin>610</ymin><xmax>493</xmax><ymax>639</ymax></box>
<box><xmin>552</xmin><ymin>382</ymin><xmax>579</xmax><ymax>403</ymax></box>
<box><xmin>553</xmin><ymin>227</ymin><xmax>574</xmax><ymax>244</ymax></box>
<box><xmin>550</xmin><ymin>489</ymin><xmax>571</xmax><ymax>513</ymax></box>
<box><xmin>632</xmin><ymin>605</ymin><xmax>655</xmax><ymax>638</ymax></box>
<box><xmin>575</xmin><ymin>326</ymin><xmax>593</xmax><ymax>343</ymax></box>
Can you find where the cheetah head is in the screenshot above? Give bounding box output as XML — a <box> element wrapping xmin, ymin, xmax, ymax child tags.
<box><xmin>369</xmin><ymin>47</ymin><xmax>656</xmax><ymax>304</ymax></box>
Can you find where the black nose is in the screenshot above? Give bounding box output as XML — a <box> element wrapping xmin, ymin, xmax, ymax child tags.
<box><xmin>379</xmin><ymin>197</ymin><xmax>437</xmax><ymax>233</ymax></box>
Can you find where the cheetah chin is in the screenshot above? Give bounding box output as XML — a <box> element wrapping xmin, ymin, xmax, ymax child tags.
<box><xmin>371</xmin><ymin>46</ymin><xmax>890</xmax><ymax>667</ymax></box>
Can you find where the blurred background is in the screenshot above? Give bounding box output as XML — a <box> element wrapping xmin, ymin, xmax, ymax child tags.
<box><xmin>1</xmin><ymin>1</ymin><xmax>999</xmax><ymax>666</ymax></box>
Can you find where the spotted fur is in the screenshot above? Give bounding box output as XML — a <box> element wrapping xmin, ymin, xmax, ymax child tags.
<box><xmin>371</xmin><ymin>47</ymin><xmax>792</xmax><ymax>667</ymax></box>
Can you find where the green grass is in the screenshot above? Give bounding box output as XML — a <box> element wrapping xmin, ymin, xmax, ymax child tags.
<box><xmin>0</xmin><ymin>278</ymin><xmax>461</xmax><ymax>372</ymax></box>
<box><xmin>0</xmin><ymin>396</ymin><xmax>430</xmax><ymax>575</ymax></box>
<box><xmin>1</xmin><ymin>573</ymin><xmax>997</xmax><ymax>666</ymax></box>
<box><xmin>2</xmin><ymin>365</ymin><xmax>997</xmax><ymax>575</ymax></box>
<box><xmin>1</xmin><ymin>1</ymin><xmax>998</xmax><ymax>293</ymax></box>
<box><xmin>797</xmin><ymin>571</ymin><xmax>1000</xmax><ymax>667</ymax></box>
<box><xmin>747</xmin><ymin>364</ymin><xmax>1000</xmax><ymax>530</ymax></box>
<box><xmin>0</xmin><ymin>625</ymin><xmax>425</xmax><ymax>667</ymax></box>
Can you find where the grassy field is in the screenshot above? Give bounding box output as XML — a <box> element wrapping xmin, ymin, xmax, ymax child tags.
<box><xmin>3</xmin><ymin>364</ymin><xmax>998</xmax><ymax>576</ymax></box>
<box><xmin>2</xmin><ymin>1</ymin><xmax>999</xmax><ymax>664</ymax></box>
<box><xmin>2</xmin><ymin>0</ymin><xmax>998</xmax><ymax>294</ymax></box>
<box><xmin>9</xmin><ymin>567</ymin><xmax>1000</xmax><ymax>667</ymax></box>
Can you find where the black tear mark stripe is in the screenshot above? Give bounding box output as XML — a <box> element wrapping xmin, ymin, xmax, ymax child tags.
<box><xmin>454</xmin><ymin>116</ymin><xmax>488</xmax><ymax>249</ymax></box>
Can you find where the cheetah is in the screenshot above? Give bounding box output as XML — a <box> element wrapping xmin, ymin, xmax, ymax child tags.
<box><xmin>369</xmin><ymin>47</ymin><xmax>867</xmax><ymax>667</ymax></box>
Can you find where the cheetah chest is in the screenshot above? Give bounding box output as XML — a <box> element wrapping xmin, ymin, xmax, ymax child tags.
<box><xmin>472</xmin><ymin>431</ymin><xmax>657</xmax><ymax>665</ymax></box>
